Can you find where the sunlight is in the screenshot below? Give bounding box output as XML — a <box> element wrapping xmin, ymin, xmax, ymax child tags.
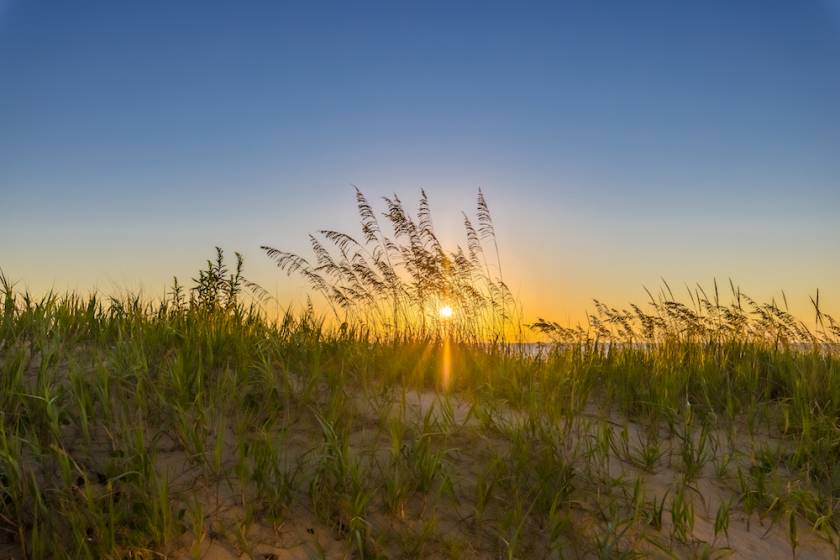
<box><xmin>441</xmin><ymin>336</ymin><xmax>451</xmax><ymax>391</ymax></box>
<box><xmin>438</xmin><ymin>305</ymin><xmax>453</xmax><ymax>319</ymax></box>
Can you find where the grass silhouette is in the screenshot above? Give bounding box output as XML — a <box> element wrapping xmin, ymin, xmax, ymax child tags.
<box><xmin>0</xmin><ymin>191</ymin><xmax>838</xmax><ymax>558</ymax></box>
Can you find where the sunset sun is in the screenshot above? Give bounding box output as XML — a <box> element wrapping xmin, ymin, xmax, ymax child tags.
<box><xmin>438</xmin><ymin>305</ymin><xmax>453</xmax><ymax>319</ymax></box>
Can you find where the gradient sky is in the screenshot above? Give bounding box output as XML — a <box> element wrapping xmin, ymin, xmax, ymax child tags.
<box><xmin>1</xmin><ymin>0</ymin><xmax>839</xmax><ymax>324</ymax></box>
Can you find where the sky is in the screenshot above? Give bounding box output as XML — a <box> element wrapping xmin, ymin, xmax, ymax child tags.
<box><xmin>1</xmin><ymin>0</ymin><xmax>839</xmax><ymax>325</ymax></box>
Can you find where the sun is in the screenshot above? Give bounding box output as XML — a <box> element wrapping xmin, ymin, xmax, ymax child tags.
<box><xmin>438</xmin><ymin>305</ymin><xmax>453</xmax><ymax>319</ymax></box>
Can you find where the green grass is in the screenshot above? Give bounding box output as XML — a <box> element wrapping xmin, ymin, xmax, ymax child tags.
<box><xmin>1</xmin><ymin>191</ymin><xmax>839</xmax><ymax>558</ymax></box>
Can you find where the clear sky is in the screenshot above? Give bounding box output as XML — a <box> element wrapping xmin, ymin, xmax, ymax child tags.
<box><xmin>1</xmin><ymin>0</ymin><xmax>839</xmax><ymax>324</ymax></box>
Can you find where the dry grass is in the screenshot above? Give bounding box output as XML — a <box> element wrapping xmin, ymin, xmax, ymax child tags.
<box><xmin>261</xmin><ymin>189</ymin><xmax>517</xmax><ymax>342</ymax></box>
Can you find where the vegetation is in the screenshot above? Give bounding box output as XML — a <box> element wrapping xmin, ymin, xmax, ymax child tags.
<box><xmin>0</xmin><ymin>191</ymin><xmax>839</xmax><ymax>558</ymax></box>
<box><xmin>261</xmin><ymin>188</ymin><xmax>516</xmax><ymax>342</ymax></box>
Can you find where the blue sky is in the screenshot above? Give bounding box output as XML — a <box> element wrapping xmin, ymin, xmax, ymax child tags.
<box><xmin>1</xmin><ymin>1</ymin><xmax>839</xmax><ymax>321</ymax></box>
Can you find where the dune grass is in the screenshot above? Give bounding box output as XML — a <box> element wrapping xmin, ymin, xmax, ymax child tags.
<box><xmin>1</xmin><ymin>191</ymin><xmax>839</xmax><ymax>559</ymax></box>
<box><xmin>261</xmin><ymin>188</ymin><xmax>517</xmax><ymax>342</ymax></box>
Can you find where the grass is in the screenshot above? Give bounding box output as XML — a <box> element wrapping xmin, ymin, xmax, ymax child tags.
<box><xmin>1</xmin><ymin>190</ymin><xmax>839</xmax><ymax>558</ymax></box>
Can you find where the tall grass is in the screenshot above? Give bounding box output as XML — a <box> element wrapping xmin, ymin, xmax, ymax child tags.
<box><xmin>0</xmin><ymin>192</ymin><xmax>839</xmax><ymax>558</ymax></box>
<box><xmin>534</xmin><ymin>280</ymin><xmax>839</xmax><ymax>347</ymax></box>
<box><xmin>261</xmin><ymin>189</ymin><xmax>516</xmax><ymax>342</ymax></box>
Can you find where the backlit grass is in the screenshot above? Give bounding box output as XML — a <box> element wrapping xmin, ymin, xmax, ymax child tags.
<box><xmin>1</xmin><ymin>191</ymin><xmax>839</xmax><ymax>559</ymax></box>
